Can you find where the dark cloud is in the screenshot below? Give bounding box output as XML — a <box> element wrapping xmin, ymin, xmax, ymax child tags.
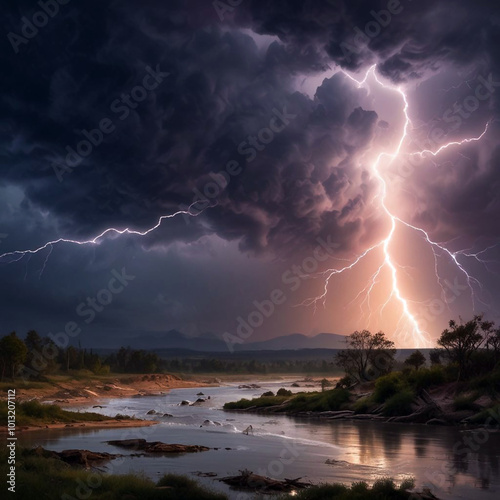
<box><xmin>1</xmin><ymin>0</ymin><xmax>499</xmax><ymax>341</ymax></box>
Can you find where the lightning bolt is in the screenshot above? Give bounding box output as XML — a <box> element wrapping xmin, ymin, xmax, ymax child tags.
<box><xmin>302</xmin><ymin>64</ymin><xmax>495</xmax><ymax>347</ymax></box>
<box><xmin>0</xmin><ymin>203</ymin><xmax>205</xmax><ymax>264</ymax></box>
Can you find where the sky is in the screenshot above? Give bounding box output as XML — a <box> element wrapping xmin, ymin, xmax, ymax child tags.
<box><xmin>1</xmin><ymin>0</ymin><xmax>500</xmax><ymax>349</ymax></box>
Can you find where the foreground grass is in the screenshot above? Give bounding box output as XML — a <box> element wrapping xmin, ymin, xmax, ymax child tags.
<box><xmin>3</xmin><ymin>448</ymin><xmax>227</xmax><ymax>500</ymax></box>
<box><xmin>280</xmin><ymin>478</ymin><xmax>417</xmax><ymax>500</ymax></box>
<box><xmin>2</xmin><ymin>448</ymin><xmax>424</xmax><ymax>500</ymax></box>
<box><xmin>0</xmin><ymin>400</ymin><xmax>113</xmax><ymax>426</ymax></box>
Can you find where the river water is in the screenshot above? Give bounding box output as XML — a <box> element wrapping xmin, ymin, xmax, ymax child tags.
<box><xmin>20</xmin><ymin>380</ymin><xmax>500</xmax><ymax>499</ymax></box>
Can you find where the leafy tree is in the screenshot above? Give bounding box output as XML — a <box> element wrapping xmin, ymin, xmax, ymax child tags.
<box><xmin>23</xmin><ymin>330</ymin><xmax>58</xmax><ymax>376</ymax></box>
<box><xmin>486</xmin><ymin>327</ymin><xmax>500</xmax><ymax>359</ymax></box>
<box><xmin>437</xmin><ymin>315</ymin><xmax>494</xmax><ymax>381</ymax></box>
<box><xmin>404</xmin><ymin>350</ymin><xmax>426</xmax><ymax>370</ymax></box>
<box><xmin>335</xmin><ymin>330</ymin><xmax>396</xmax><ymax>382</ymax></box>
<box><xmin>429</xmin><ymin>349</ymin><xmax>442</xmax><ymax>365</ymax></box>
<box><xmin>0</xmin><ymin>332</ymin><xmax>28</xmax><ymax>380</ymax></box>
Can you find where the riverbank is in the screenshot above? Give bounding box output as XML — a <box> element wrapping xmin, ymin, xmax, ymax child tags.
<box><xmin>15</xmin><ymin>383</ymin><xmax>500</xmax><ymax>499</ymax></box>
<box><xmin>1</xmin><ymin>372</ymin><xmax>212</xmax><ymax>406</ymax></box>
<box><xmin>0</xmin><ymin>398</ymin><xmax>159</xmax><ymax>434</ymax></box>
<box><xmin>7</xmin><ymin>445</ymin><xmax>439</xmax><ymax>499</ymax></box>
<box><xmin>223</xmin><ymin>373</ymin><xmax>500</xmax><ymax>427</ymax></box>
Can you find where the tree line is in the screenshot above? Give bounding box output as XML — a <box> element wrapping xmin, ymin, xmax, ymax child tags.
<box><xmin>335</xmin><ymin>315</ymin><xmax>500</xmax><ymax>384</ymax></box>
<box><xmin>0</xmin><ymin>331</ymin><xmax>165</xmax><ymax>380</ymax></box>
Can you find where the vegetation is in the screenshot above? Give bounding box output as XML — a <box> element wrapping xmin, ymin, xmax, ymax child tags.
<box><xmin>404</xmin><ymin>350</ymin><xmax>426</xmax><ymax>370</ymax></box>
<box><xmin>0</xmin><ymin>332</ymin><xmax>27</xmax><ymax>379</ymax></box>
<box><xmin>437</xmin><ymin>315</ymin><xmax>497</xmax><ymax>381</ymax></box>
<box><xmin>3</xmin><ymin>445</ymin><xmax>424</xmax><ymax>500</ymax></box>
<box><xmin>224</xmin><ymin>388</ymin><xmax>350</xmax><ymax>413</ymax></box>
<box><xmin>382</xmin><ymin>390</ymin><xmax>415</xmax><ymax>416</ymax></box>
<box><xmin>162</xmin><ymin>357</ymin><xmax>339</xmax><ymax>374</ymax></box>
<box><xmin>3</xmin><ymin>447</ymin><xmax>226</xmax><ymax>500</ymax></box>
<box><xmin>279</xmin><ymin>478</ymin><xmax>416</xmax><ymax>500</ymax></box>
<box><xmin>1</xmin><ymin>329</ymin><xmax>342</xmax><ymax>381</ymax></box>
<box><xmin>223</xmin><ymin>395</ymin><xmax>290</xmax><ymax>410</ymax></box>
<box><xmin>335</xmin><ymin>330</ymin><xmax>396</xmax><ymax>382</ymax></box>
<box><xmin>0</xmin><ymin>400</ymin><xmax>113</xmax><ymax>426</ymax></box>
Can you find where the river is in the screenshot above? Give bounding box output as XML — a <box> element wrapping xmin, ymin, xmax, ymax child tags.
<box><xmin>20</xmin><ymin>380</ymin><xmax>500</xmax><ymax>499</ymax></box>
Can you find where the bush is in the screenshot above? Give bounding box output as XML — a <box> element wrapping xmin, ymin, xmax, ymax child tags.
<box><xmin>468</xmin><ymin>404</ymin><xmax>500</xmax><ymax>425</ymax></box>
<box><xmin>277</xmin><ymin>388</ymin><xmax>292</xmax><ymax>396</ymax></box>
<box><xmin>383</xmin><ymin>389</ymin><xmax>415</xmax><ymax>416</ymax></box>
<box><xmin>469</xmin><ymin>367</ymin><xmax>500</xmax><ymax>397</ymax></box>
<box><xmin>336</xmin><ymin>375</ymin><xmax>353</xmax><ymax>389</ymax></box>
<box><xmin>353</xmin><ymin>396</ymin><xmax>373</xmax><ymax>414</ymax></box>
<box><xmin>373</xmin><ymin>373</ymin><xmax>406</xmax><ymax>403</ymax></box>
<box><xmin>223</xmin><ymin>395</ymin><xmax>289</xmax><ymax>410</ymax></box>
<box><xmin>406</xmin><ymin>366</ymin><xmax>445</xmax><ymax>391</ymax></box>
<box><xmin>280</xmin><ymin>477</ymin><xmax>416</xmax><ymax>499</ymax></box>
<box><xmin>287</xmin><ymin>389</ymin><xmax>350</xmax><ymax>412</ymax></box>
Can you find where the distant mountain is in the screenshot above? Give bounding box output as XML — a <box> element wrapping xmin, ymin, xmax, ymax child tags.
<box><xmin>119</xmin><ymin>330</ymin><xmax>347</xmax><ymax>352</ymax></box>
<box><xmin>241</xmin><ymin>332</ymin><xmax>347</xmax><ymax>351</ymax></box>
<box><xmin>121</xmin><ymin>330</ymin><xmax>227</xmax><ymax>351</ymax></box>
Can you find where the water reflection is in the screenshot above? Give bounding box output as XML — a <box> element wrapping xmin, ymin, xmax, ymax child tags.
<box><xmin>18</xmin><ymin>388</ymin><xmax>500</xmax><ymax>500</ymax></box>
<box><xmin>316</xmin><ymin>419</ymin><xmax>500</xmax><ymax>497</ymax></box>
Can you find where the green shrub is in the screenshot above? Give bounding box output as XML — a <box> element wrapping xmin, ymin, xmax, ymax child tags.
<box><xmin>467</xmin><ymin>404</ymin><xmax>500</xmax><ymax>425</ymax></box>
<box><xmin>353</xmin><ymin>396</ymin><xmax>373</xmax><ymax>414</ymax></box>
<box><xmin>279</xmin><ymin>477</ymin><xmax>415</xmax><ymax>499</ymax></box>
<box><xmin>373</xmin><ymin>373</ymin><xmax>406</xmax><ymax>403</ymax></box>
<box><xmin>383</xmin><ymin>389</ymin><xmax>415</xmax><ymax>416</ymax></box>
<box><xmin>286</xmin><ymin>389</ymin><xmax>350</xmax><ymax>412</ymax></box>
<box><xmin>469</xmin><ymin>367</ymin><xmax>500</xmax><ymax>397</ymax></box>
<box><xmin>336</xmin><ymin>375</ymin><xmax>353</xmax><ymax>389</ymax></box>
<box><xmin>223</xmin><ymin>395</ymin><xmax>289</xmax><ymax>410</ymax></box>
<box><xmin>406</xmin><ymin>366</ymin><xmax>445</xmax><ymax>390</ymax></box>
<box><xmin>277</xmin><ymin>388</ymin><xmax>292</xmax><ymax>396</ymax></box>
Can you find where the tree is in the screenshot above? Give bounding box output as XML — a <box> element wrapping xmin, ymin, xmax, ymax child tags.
<box><xmin>486</xmin><ymin>327</ymin><xmax>500</xmax><ymax>359</ymax></box>
<box><xmin>437</xmin><ymin>315</ymin><xmax>494</xmax><ymax>381</ymax></box>
<box><xmin>320</xmin><ymin>378</ymin><xmax>332</xmax><ymax>392</ymax></box>
<box><xmin>335</xmin><ymin>330</ymin><xmax>396</xmax><ymax>382</ymax></box>
<box><xmin>0</xmin><ymin>332</ymin><xmax>28</xmax><ymax>380</ymax></box>
<box><xmin>404</xmin><ymin>350</ymin><xmax>426</xmax><ymax>370</ymax></box>
<box><xmin>429</xmin><ymin>349</ymin><xmax>442</xmax><ymax>365</ymax></box>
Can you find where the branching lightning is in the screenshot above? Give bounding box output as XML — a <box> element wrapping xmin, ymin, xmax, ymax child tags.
<box><xmin>0</xmin><ymin>204</ymin><xmax>204</xmax><ymax>263</ymax></box>
<box><xmin>302</xmin><ymin>64</ymin><xmax>496</xmax><ymax>347</ymax></box>
<box><xmin>1</xmin><ymin>62</ymin><xmax>496</xmax><ymax>348</ymax></box>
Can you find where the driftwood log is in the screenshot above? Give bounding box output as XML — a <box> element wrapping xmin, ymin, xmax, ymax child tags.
<box><xmin>219</xmin><ymin>469</ymin><xmax>311</xmax><ymax>492</ymax></box>
<box><xmin>106</xmin><ymin>438</ymin><xmax>209</xmax><ymax>454</ymax></box>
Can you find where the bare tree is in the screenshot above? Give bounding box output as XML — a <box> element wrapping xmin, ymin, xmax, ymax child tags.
<box><xmin>335</xmin><ymin>330</ymin><xmax>395</xmax><ymax>382</ymax></box>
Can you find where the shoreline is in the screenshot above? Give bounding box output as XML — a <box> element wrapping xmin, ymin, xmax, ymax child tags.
<box><xmin>1</xmin><ymin>418</ymin><xmax>159</xmax><ymax>434</ymax></box>
<box><xmin>5</xmin><ymin>373</ymin><xmax>214</xmax><ymax>408</ymax></box>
